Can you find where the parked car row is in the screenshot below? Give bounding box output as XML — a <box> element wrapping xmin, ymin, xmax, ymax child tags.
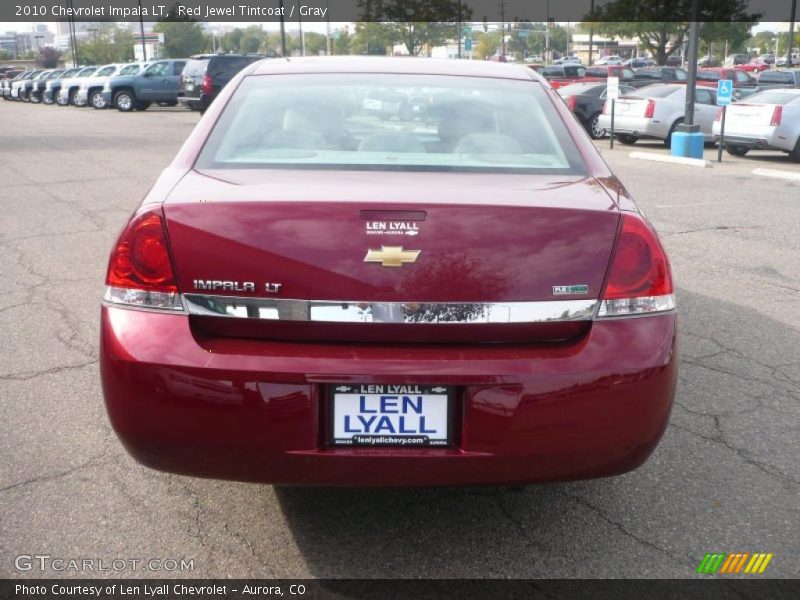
<box><xmin>585</xmin><ymin>82</ymin><xmax>800</xmax><ymax>161</ymax></box>
<box><xmin>1</xmin><ymin>53</ymin><xmax>263</xmax><ymax>113</ymax></box>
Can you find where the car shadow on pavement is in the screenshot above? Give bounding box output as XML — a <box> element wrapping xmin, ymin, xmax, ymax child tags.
<box><xmin>273</xmin><ymin>287</ymin><xmax>800</xmax><ymax>578</ymax></box>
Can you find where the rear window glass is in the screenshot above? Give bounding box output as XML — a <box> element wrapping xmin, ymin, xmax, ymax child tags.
<box><xmin>183</xmin><ymin>59</ymin><xmax>210</xmax><ymax>76</ymax></box>
<box><xmin>697</xmin><ymin>71</ymin><xmax>721</xmax><ymax>81</ymax></box>
<box><xmin>630</xmin><ymin>86</ymin><xmax>680</xmax><ymax>98</ymax></box>
<box><xmin>196</xmin><ymin>73</ymin><xmax>587</xmax><ymax>175</ymax></box>
<box><xmin>209</xmin><ymin>56</ymin><xmax>257</xmax><ymax>75</ymax></box>
<box><xmin>759</xmin><ymin>72</ymin><xmax>792</xmax><ymax>83</ymax></box>
<box><xmin>744</xmin><ymin>91</ymin><xmax>800</xmax><ymax>105</ymax></box>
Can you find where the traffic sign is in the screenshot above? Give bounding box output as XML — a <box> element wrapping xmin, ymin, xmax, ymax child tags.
<box><xmin>606</xmin><ymin>76</ymin><xmax>620</xmax><ymax>101</ymax></box>
<box><xmin>464</xmin><ymin>37</ymin><xmax>472</xmax><ymax>52</ymax></box>
<box><xmin>716</xmin><ymin>79</ymin><xmax>733</xmax><ymax>106</ymax></box>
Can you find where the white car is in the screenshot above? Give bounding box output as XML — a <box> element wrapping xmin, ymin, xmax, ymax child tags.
<box><xmin>596</xmin><ymin>55</ymin><xmax>622</xmax><ymax>65</ymax></box>
<box><xmin>56</xmin><ymin>66</ymin><xmax>97</xmax><ymax>106</ymax></box>
<box><xmin>713</xmin><ymin>88</ymin><xmax>800</xmax><ymax>161</ymax></box>
<box><xmin>598</xmin><ymin>84</ymin><xmax>720</xmax><ymax>147</ymax></box>
<box><xmin>73</xmin><ymin>63</ymin><xmax>129</xmax><ymax>108</ymax></box>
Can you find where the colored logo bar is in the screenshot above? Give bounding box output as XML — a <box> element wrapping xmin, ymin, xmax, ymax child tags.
<box><xmin>697</xmin><ymin>553</ymin><xmax>773</xmax><ymax>574</ymax></box>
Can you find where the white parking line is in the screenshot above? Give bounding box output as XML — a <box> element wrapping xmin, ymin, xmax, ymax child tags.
<box><xmin>752</xmin><ymin>168</ymin><xmax>800</xmax><ymax>182</ymax></box>
<box><xmin>629</xmin><ymin>151</ymin><xmax>713</xmax><ymax>168</ymax></box>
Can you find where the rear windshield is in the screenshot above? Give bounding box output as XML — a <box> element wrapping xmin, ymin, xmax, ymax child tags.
<box><xmin>744</xmin><ymin>91</ymin><xmax>800</xmax><ymax>105</ymax></box>
<box><xmin>183</xmin><ymin>59</ymin><xmax>210</xmax><ymax>76</ymax></box>
<box><xmin>758</xmin><ymin>72</ymin><xmax>793</xmax><ymax>83</ymax></box>
<box><xmin>196</xmin><ymin>73</ymin><xmax>586</xmax><ymax>174</ymax></box>
<box><xmin>697</xmin><ymin>71</ymin><xmax>721</xmax><ymax>81</ymax></box>
<box><xmin>629</xmin><ymin>86</ymin><xmax>680</xmax><ymax>98</ymax></box>
<box><xmin>208</xmin><ymin>56</ymin><xmax>258</xmax><ymax>75</ymax></box>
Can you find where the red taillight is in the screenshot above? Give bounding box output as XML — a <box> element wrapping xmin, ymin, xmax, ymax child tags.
<box><xmin>770</xmin><ymin>105</ymin><xmax>782</xmax><ymax>126</ymax></box>
<box><xmin>603</xmin><ymin>214</ymin><xmax>673</xmax><ymax>301</ymax></box>
<box><xmin>567</xmin><ymin>95</ymin><xmax>577</xmax><ymax>111</ymax></box>
<box><xmin>643</xmin><ymin>99</ymin><xmax>656</xmax><ymax>119</ymax></box>
<box><xmin>715</xmin><ymin>107</ymin><xmax>723</xmax><ymax>121</ymax></box>
<box><xmin>202</xmin><ymin>73</ymin><xmax>212</xmax><ymax>95</ymax></box>
<box><xmin>106</xmin><ymin>210</ymin><xmax>178</xmax><ymax>292</ymax></box>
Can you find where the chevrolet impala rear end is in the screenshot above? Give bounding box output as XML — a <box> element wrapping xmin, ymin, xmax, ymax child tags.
<box><xmin>100</xmin><ymin>57</ymin><xmax>677</xmax><ymax>486</ymax></box>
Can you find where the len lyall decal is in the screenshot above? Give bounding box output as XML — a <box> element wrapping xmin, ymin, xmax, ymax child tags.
<box><xmin>696</xmin><ymin>552</ymin><xmax>773</xmax><ymax>574</ymax></box>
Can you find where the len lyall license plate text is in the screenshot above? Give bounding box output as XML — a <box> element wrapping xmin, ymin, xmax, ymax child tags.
<box><xmin>331</xmin><ymin>384</ymin><xmax>450</xmax><ymax>447</ymax></box>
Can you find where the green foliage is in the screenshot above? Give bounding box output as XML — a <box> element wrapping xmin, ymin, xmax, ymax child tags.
<box><xmin>589</xmin><ymin>0</ymin><xmax>759</xmax><ymax>65</ymax></box>
<box><xmin>474</xmin><ymin>31</ymin><xmax>502</xmax><ymax>59</ymax></box>
<box><xmin>351</xmin><ymin>22</ymin><xmax>397</xmax><ymax>55</ymax></box>
<box><xmin>78</xmin><ymin>25</ymin><xmax>136</xmax><ymax>64</ymax></box>
<box><xmin>153</xmin><ymin>21</ymin><xmax>210</xmax><ymax>58</ymax></box>
<box><xmin>360</xmin><ymin>0</ymin><xmax>471</xmax><ymax>56</ymax></box>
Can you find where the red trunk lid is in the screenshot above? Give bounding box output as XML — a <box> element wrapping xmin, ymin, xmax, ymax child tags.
<box><xmin>162</xmin><ymin>170</ymin><xmax>620</xmax><ymax>343</ymax></box>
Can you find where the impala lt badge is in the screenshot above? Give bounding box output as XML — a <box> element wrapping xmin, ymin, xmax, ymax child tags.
<box><xmin>363</xmin><ymin>246</ymin><xmax>421</xmax><ymax>268</ymax></box>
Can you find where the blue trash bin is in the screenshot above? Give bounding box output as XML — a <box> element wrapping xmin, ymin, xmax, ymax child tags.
<box><xmin>671</xmin><ymin>131</ymin><xmax>705</xmax><ymax>159</ymax></box>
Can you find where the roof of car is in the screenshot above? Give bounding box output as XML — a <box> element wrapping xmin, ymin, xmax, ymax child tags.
<box><xmin>250</xmin><ymin>56</ymin><xmax>535</xmax><ymax>81</ymax></box>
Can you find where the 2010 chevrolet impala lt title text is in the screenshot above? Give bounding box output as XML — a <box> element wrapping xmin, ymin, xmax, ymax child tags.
<box><xmin>100</xmin><ymin>57</ymin><xmax>677</xmax><ymax>486</ymax></box>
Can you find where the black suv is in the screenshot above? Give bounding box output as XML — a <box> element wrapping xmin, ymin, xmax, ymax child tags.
<box><xmin>178</xmin><ymin>54</ymin><xmax>264</xmax><ymax>112</ymax></box>
<box><xmin>628</xmin><ymin>67</ymin><xmax>688</xmax><ymax>88</ymax></box>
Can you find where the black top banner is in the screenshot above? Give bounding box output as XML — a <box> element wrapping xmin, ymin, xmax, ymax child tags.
<box><xmin>2</xmin><ymin>0</ymin><xmax>798</xmax><ymax>23</ymax></box>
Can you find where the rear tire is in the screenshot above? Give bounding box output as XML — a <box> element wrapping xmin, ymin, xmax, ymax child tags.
<box><xmin>114</xmin><ymin>90</ymin><xmax>136</xmax><ymax>112</ymax></box>
<box><xmin>664</xmin><ymin>119</ymin><xmax>683</xmax><ymax>149</ymax></box>
<box><xmin>42</xmin><ymin>93</ymin><xmax>54</xmax><ymax>105</ymax></box>
<box><xmin>30</xmin><ymin>92</ymin><xmax>41</xmax><ymax>104</ymax></box>
<box><xmin>789</xmin><ymin>138</ymin><xmax>800</xmax><ymax>163</ymax></box>
<box><xmin>587</xmin><ymin>112</ymin><xmax>605</xmax><ymax>140</ymax></box>
<box><xmin>726</xmin><ymin>145</ymin><xmax>749</xmax><ymax>157</ymax></box>
<box><xmin>617</xmin><ymin>134</ymin><xmax>637</xmax><ymax>145</ymax></box>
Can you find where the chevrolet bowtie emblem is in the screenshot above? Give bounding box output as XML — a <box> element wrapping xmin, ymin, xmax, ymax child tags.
<box><xmin>363</xmin><ymin>246</ymin><xmax>421</xmax><ymax>268</ymax></box>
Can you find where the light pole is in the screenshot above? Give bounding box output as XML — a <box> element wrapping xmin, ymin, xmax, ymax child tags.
<box><xmin>137</xmin><ymin>0</ymin><xmax>147</xmax><ymax>61</ymax></box>
<box><xmin>788</xmin><ymin>0</ymin><xmax>797</xmax><ymax>68</ymax></box>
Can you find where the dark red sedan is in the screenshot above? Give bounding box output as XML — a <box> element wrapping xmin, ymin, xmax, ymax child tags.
<box><xmin>101</xmin><ymin>57</ymin><xmax>677</xmax><ymax>486</ymax></box>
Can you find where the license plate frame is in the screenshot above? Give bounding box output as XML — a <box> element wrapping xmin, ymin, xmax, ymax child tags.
<box><xmin>328</xmin><ymin>384</ymin><xmax>455</xmax><ymax>448</ymax></box>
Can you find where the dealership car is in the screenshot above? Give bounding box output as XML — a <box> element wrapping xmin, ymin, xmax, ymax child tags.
<box><xmin>1</xmin><ymin>69</ymin><xmax>28</xmax><ymax>99</ymax></box>
<box><xmin>12</xmin><ymin>70</ymin><xmax>45</xmax><ymax>101</ymax></box>
<box><xmin>713</xmin><ymin>88</ymin><xmax>800</xmax><ymax>161</ymax></box>
<box><xmin>56</xmin><ymin>66</ymin><xmax>97</xmax><ymax>106</ymax></box>
<box><xmin>697</xmin><ymin>67</ymin><xmax>759</xmax><ymax>99</ymax></box>
<box><xmin>558</xmin><ymin>81</ymin><xmax>636</xmax><ymax>139</ymax></box>
<box><xmin>628</xmin><ymin>66</ymin><xmax>688</xmax><ymax>88</ymax></box>
<box><xmin>72</xmin><ymin>63</ymin><xmax>130</xmax><ymax>107</ymax></box>
<box><xmin>100</xmin><ymin>57</ymin><xmax>677</xmax><ymax>486</ymax></box>
<box><xmin>101</xmin><ymin>59</ymin><xmax>187</xmax><ymax>111</ymax></box>
<box><xmin>598</xmin><ymin>84</ymin><xmax>719</xmax><ymax>147</ymax></box>
<box><xmin>29</xmin><ymin>69</ymin><xmax>64</xmax><ymax>103</ymax></box>
<box><xmin>178</xmin><ymin>53</ymin><xmax>264</xmax><ymax>112</ymax></box>
<box><xmin>42</xmin><ymin>67</ymin><xmax>81</xmax><ymax>104</ymax></box>
<box><xmin>756</xmin><ymin>69</ymin><xmax>800</xmax><ymax>89</ymax></box>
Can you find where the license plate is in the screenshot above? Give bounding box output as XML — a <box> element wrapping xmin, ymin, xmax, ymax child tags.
<box><xmin>330</xmin><ymin>384</ymin><xmax>452</xmax><ymax>447</ymax></box>
<box><xmin>616</xmin><ymin>102</ymin><xmax>630</xmax><ymax>112</ymax></box>
<box><xmin>186</xmin><ymin>83</ymin><xmax>194</xmax><ymax>91</ymax></box>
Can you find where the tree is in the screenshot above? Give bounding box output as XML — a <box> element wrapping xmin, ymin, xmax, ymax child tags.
<box><xmin>362</xmin><ymin>0</ymin><xmax>471</xmax><ymax>56</ymax></box>
<box><xmin>748</xmin><ymin>30</ymin><xmax>776</xmax><ymax>54</ymax></box>
<box><xmin>36</xmin><ymin>47</ymin><xmax>62</xmax><ymax>68</ymax></box>
<box><xmin>590</xmin><ymin>0</ymin><xmax>759</xmax><ymax>65</ymax></box>
<box><xmin>333</xmin><ymin>30</ymin><xmax>352</xmax><ymax>55</ymax></box>
<box><xmin>153</xmin><ymin>4</ymin><xmax>210</xmax><ymax>57</ymax></box>
<box><xmin>303</xmin><ymin>32</ymin><xmax>328</xmax><ymax>56</ymax></box>
<box><xmin>474</xmin><ymin>31</ymin><xmax>501</xmax><ymax>60</ymax></box>
<box><xmin>153</xmin><ymin>21</ymin><xmax>210</xmax><ymax>57</ymax></box>
<box><xmin>351</xmin><ymin>22</ymin><xmax>397</xmax><ymax>55</ymax></box>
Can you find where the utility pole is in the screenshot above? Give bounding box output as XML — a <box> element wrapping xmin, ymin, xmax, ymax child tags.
<box><xmin>279</xmin><ymin>0</ymin><xmax>287</xmax><ymax>56</ymax></box>
<box><xmin>500</xmin><ymin>0</ymin><xmax>506</xmax><ymax>58</ymax></box>
<box><xmin>589</xmin><ymin>0</ymin><xmax>595</xmax><ymax>65</ymax></box>
<box><xmin>457</xmin><ymin>0</ymin><xmax>462</xmax><ymax>59</ymax></box>
<box><xmin>673</xmin><ymin>0</ymin><xmax>702</xmax><ymax>158</ymax></box>
<box><xmin>788</xmin><ymin>0</ymin><xmax>797</xmax><ymax>68</ymax></box>
<box><xmin>137</xmin><ymin>0</ymin><xmax>147</xmax><ymax>61</ymax></box>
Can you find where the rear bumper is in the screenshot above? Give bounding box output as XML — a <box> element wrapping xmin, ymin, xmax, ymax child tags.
<box><xmin>177</xmin><ymin>93</ymin><xmax>208</xmax><ymax>110</ymax></box>
<box><xmin>714</xmin><ymin>131</ymin><xmax>793</xmax><ymax>153</ymax></box>
<box><xmin>597</xmin><ymin>115</ymin><xmax>667</xmax><ymax>140</ymax></box>
<box><xmin>100</xmin><ymin>305</ymin><xmax>678</xmax><ymax>486</ymax></box>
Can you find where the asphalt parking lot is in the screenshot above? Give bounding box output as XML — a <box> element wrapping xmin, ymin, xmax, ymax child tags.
<box><xmin>1</xmin><ymin>102</ymin><xmax>798</xmax><ymax>579</ymax></box>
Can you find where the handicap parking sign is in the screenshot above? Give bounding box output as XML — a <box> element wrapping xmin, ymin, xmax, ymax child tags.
<box><xmin>717</xmin><ymin>80</ymin><xmax>733</xmax><ymax>106</ymax></box>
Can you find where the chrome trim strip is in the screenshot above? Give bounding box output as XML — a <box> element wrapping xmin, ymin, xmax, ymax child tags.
<box><xmin>183</xmin><ymin>294</ymin><xmax>597</xmax><ymax>324</ymax></box>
